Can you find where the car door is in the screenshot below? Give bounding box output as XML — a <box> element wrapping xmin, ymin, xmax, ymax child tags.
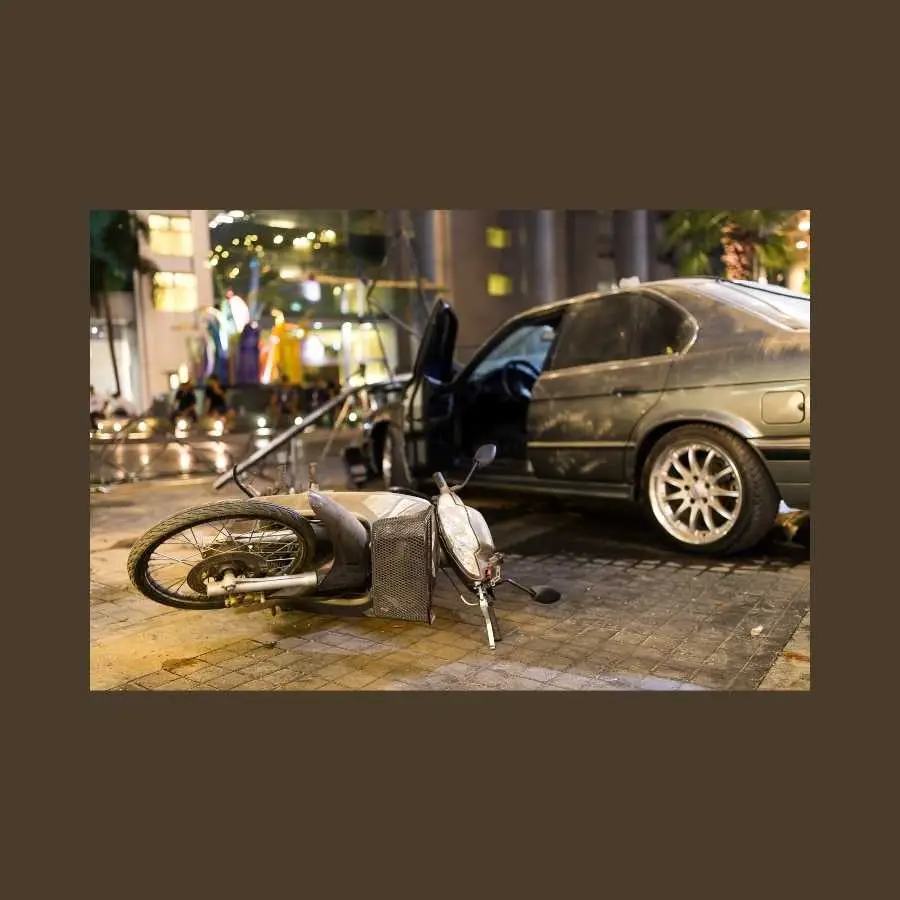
<box><xmin>527</xmin><ymin>290</ymin><xmax>693</xmax><ymax>486</ymax></box>
<box><xmin>401</xmin><ymin>297</ymin><xmax>459</xmax><ymax>477</ymax></box>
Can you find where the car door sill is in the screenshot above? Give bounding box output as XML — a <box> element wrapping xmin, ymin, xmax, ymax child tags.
<box><xmin>468</xmin><ymin>473</ymin><xmax>633</xmax><ymax>501</ymax></box>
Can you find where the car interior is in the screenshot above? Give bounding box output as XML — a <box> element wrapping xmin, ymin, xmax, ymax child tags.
<box><xmin>456</xmin><ymin>313</ymin><xmax>565</xmax><ymax>464</ymax></box>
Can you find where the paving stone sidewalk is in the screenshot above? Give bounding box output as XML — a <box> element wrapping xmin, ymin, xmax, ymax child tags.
<box><xmin>91</xmin><ymin>479</ymin><xmax>811</xmax><ymax>692</ymax></box>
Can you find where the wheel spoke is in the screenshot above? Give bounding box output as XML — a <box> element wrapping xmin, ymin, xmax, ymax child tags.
<box><xmin>700</xmin><ymin>505</ymin><xmax>714</xmax><ymax>531</ymax></box>
<box><xmin>671</xmin><ymin>457</ymin><xmax>690</xmax><ymax>480</ymax></box>
<box><xmin>701</xmin><ymin>450</ymin><xmax>715</xmax><ymax>475</ymax></box>
<box><xmin>687</xmin><ymin>447</ymin><xmax>701</xmax><ymax>477</ymax></box>
<box><xmin>711</xmin><ymin>487</ymin><xmax>740</xmax><ymax>499</ymax></box>
<box><xmin>688</xmin><ymin>505</ymin><xmax>700</xmax><ymax>530</ymax></box>
<box><xmin>672</xmin><ymin>498</ymin><xmax>691</xmax><ymax>519</ymax></box>
<box><xmin>710</xmin><ymin>498</ymin><xmax>735</xmax><ymax>521</ymax></box>
<box><xmin>711</xmin><ymin>466</ymin><xmax>734</xmax><ymax>484</ymax></box>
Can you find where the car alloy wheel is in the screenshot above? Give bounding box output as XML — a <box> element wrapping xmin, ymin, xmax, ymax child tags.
<box><xmin>648</xmin><ymin>440</ymin><xmax>744</xmax><ymax>546</ymax></box>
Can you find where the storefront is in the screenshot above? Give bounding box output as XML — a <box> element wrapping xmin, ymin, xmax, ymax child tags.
<box><xmin>197</xmin><ymin>210</ymin><xmax>437</xmax><ymax>390</ymax></box>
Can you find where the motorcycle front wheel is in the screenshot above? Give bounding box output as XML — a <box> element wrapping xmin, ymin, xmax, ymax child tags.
<box><xmin>127</xmin><ymin>499</ymin><xmax>318</xmax><ymax>610</ymax></box>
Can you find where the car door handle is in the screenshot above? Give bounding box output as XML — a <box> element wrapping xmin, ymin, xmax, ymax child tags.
<box><xmin>613</xmin><ymin>387</ymin><xmax>641</xmax><ymax>397</ymax></box>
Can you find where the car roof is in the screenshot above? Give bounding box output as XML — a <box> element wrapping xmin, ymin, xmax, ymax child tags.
<box><xmin>506</xmin><ymin>276</ymin><xmax>808</xmax><ymax>324</ymax></box>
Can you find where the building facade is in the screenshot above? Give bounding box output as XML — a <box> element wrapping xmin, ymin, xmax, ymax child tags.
<box><xmin>435</xmin><ymin>210</ymin><xmax>674</xmax><ymax>361</ymax></box>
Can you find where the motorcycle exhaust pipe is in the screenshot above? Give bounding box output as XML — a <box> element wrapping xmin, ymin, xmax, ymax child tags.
<box><xmin>205</xmin><ymin>571</ymin><xmax>319</xmax><ymax>597</ymax></box>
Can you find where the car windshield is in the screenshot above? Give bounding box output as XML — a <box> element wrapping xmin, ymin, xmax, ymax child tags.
<box><xmin>702</xmin><ymin>280</ymin><xmax>810</xmax><ymax>330</ymax></box>
<box><xmin>469</xmin><ymin>323</ymin><xmax>558</xmax><ymax>380</ymax></box>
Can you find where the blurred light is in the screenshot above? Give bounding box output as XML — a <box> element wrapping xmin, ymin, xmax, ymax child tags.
<box><xmin>91</xmin><ymin>326</ymin><xmax>99</xmax><ymax>334</ymax></box>
<box><xmin>210</xmin><ymin>255</ymin><xmax>219</xmax><ymax>265</ymax></box>
<box><xmin>313</xmin><ymin>242</ymin><xmax>321</xmax><ymax>250</ymax></box>
<box><xmin>362</xmin><ymin>322</ymin><xmax>373</xmax><ymax>330</ymax></box>
<box><xmin>290</xmin><ymin>302</ymin><xmax>302</xmax><ymax>312</ymax></box>
<box><xmin>211</xmin><ymin>420</ymin><xmax>224</xmax><ymax>436</ymax></box>
<box><xmin>178</xmin><ymin>364</ymin><xmax>189</xmax><ymax>382</ymax></box>
<box><xmin>333</xmin><ymin>286</ymin><xmax>342</xmax><ymax>296</ymax></box>
<box><xmin>221</xmin><ymin>250</ymin><xmax>229</xmax><ymax>259</ymax></box>
<box><xmin>341</xmin><ymin>322</ymin><xmax>352</xmax><ymax>333</ymax></box>
<box><xmin>273</xmin><ymin>234</ymin><xmax>284</xmax><ymax>245</ymax></box>
<box><xmin>348</xmin><ymin>412</ymin><xmax>358</xmax><ymax>423</ymax></box>
<box><xmin>313</xmin><ymin>322</ymin><xmax>323</xmax><ymax>330</ymax></box>
<box><xmin>177</xmin><ymin>419</ymin><xmax>188</xmax><ymax>430</ymax></box>
<box><xmin>257</xmin><ymin>416</ymin><xmax>267</xmax><ymax>428</ymax></box>
<box><xmin>799</xmin><ymin>219</ymin><xmax>810</xmax><ymax>232</ymax></box>
<box><xmin>113</xmin><ymin>422</ymin><xmax>122</xmax><ymax>432</ymax></box>
<box><xmin>796</xmin><ymin>240</ymin><xmax>809</xmax><ymax>250</ymax></box>
<box><xmin>758</xmin><ymin>275</ymin><xmax>768</xmax><ymax>284</ymax></box>
<box><xmin>294</xmin><ymin>416</ymin><xmax>304</xmax><ymax>426</ymax></box>
<box><xmin>139</xmin><ymin>451</ymin><xmax>150</xmax><ymax>467</ymax></box>
<box><xmin>279</xmin><ymin>267</ymin><xmax>301</xmax><ymax>279</ymax></box>
<box><xmin>227</xmin><ymin>210</ymin><xmax>244</xmax><ymax>218</ymax></box>
<box><xmin>215</xmin><ymin>245</ymin><xmax>223</xmax><ymax>252</ymax></box>
<box><xmin>179</xmin><ymin>448</ymin><xmax>192</xmax><ymax>472</ymax></box>
<box><xmin>232</xmin><ymin>238</ymin><xmax>240</xmax><ymax>245</ymax></box>
<box><xmin>292</xmin><ymin>237</ymin><xmax>303</xmax><ymax>248</ymax></box>
<box><xmin>138</xmin><ymin>421</ymin><xmax>149</xmax><ymax>432</ymax></box>
<box><xmin>96</xmin><ymin>422</ymin><xmax>104</xmax><ymax>431</ymax></box>
<box><xmin>302</xmin><ymin>279</ymin><xmax>321</xmax><ymax>302</ymax></box>
<box><xmin>169</xmin><ymin>374</ymin><xmax>181</xmax><ymax>391</ymax></box>
<box><xmin>269</xmin><ymin>219</ymin><xmax>295</xmax><ymax>229</ymax></box>
<box><xmin>331</xmin><ymin>340</ymin><xmax>341</xmax><ymax>351</ymax></box>
<box><xmin>229</xmin><ymin>267</ymin><xmax>240</xmax><ymax>278</ymax></box>
<box><xmin>306</xmin><ymin>231</ymin><xmax>316</xmax><ymax>240</ymax></box>
<box><xmin>322</xmin><ymin>229</ymin><xmax>336</xmax><ymax>242</ymax></box>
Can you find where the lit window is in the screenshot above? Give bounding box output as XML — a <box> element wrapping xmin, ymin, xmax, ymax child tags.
<box><xmin>486</xmin><ymin>227</ymin><xmax>511</xmax><ymax>249</ymax></box>
<box><xmin>147</xmin><ymin>214</ymin><xmax>193</xmax><ymax>257</ymax></box>
<box><xmin>488</xmin><ymin>274</ymin><xmax>512</xmax><ymax>296</ymax></box>
<box><xmin>154</xmin><ymin>272</ymin><xmax>198</xmax><ymax>312</ymax></box>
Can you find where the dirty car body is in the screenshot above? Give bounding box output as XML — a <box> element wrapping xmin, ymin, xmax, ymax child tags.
<box><xmin>345</xmin><ymin>278</ymin><xmax>810</xmax><ymax>555</ymax></box>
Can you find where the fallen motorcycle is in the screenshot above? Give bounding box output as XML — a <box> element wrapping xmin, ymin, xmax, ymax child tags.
<box><xmin>126</xmin><ymin>444</ymin><xmax>561</xmax><ymax>648</ymax></box>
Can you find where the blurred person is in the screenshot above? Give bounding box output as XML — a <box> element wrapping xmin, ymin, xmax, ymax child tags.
<box><xmin>204</xmin><ymin>374</ymin><xmax>233</xmax><ymax>423</ymax></box>
<box><xmin>171</xmin><ymin>379</ymin><xmax>198</xmax><ymax>424</ymax></box>
<box><xmin>90</xmin><ymin>385</ymin><xmax>106</xmax><ymax>430</ymax></box>
<box><xmin>269</xmin><ymin>374</ymin><xmax>299</xmax><ymax>427</ymax></box>
<box><xmin>109</xmin><ymin>391</ymin><xmax>138</xmax><ymax>418</ymax></box>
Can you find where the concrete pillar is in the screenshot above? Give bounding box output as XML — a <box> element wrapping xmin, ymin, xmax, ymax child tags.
<box><xmin>536</xmin><ymin>210</ymin><xmax>565</xmax><ymax>303</ymax></box>
<box><xmin>614</xmin><ymin>209</ymin><xmax>651</xmax><ymax>282</ymax></box>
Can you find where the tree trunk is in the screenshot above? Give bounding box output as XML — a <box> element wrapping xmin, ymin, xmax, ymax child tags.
<box><xmin>101</xmin><ymin>291</ymin><xmax>122</xmax><ymax>396</ymax></box>
<box><xmin>721</xmin><ymin>226</ymin><xmax>753</xmax><ymax>280</ymax></box>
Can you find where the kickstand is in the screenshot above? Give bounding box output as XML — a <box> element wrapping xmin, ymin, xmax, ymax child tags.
<box><xmin>478</xmin><ymin>589</ymin><xmax>502</xmax><ymax>649</ymax></box>
<box><xmin>440</xmin><ymin>570</ymin><xmax>502</xmax><ymax>649</ymax></box>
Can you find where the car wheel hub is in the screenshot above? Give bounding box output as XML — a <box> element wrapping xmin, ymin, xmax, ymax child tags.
<box><xmin>649</xmin><ymin>441</ymin><xmax>743</xmax><ymax>546</ymax></box>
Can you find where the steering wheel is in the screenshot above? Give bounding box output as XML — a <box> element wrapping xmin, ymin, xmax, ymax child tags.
<box><xmin>501</xmin><ymin>360</ymin><xmax>541</xmax><ymax>400</ymax></box>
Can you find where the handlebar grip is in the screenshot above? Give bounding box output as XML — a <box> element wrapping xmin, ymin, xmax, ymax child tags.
<box><xmin>433</xmin><ymin>472</ymin><xmax>450</xmax><ymax>493</ymax></box>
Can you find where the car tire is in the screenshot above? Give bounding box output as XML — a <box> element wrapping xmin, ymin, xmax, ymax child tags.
<box><xmin>641</xmin><ymin>424</ymin><xmax>780</xmax><ymax>556</ymax></box>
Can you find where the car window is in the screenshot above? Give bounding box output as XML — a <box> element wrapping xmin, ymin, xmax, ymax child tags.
<box><xmin>633</xmin><ymin>293</ymin><xmax>694</xmax><ymax>358</ymax></box>
<box><xmin>549</xmin><ymin>295</ymin><xmax>635</xmax><ymax>370</ymax></box>
<box><xmin>469</xmin><ymin>322</ymin><xmax>558</xmax><ymax>380</ymax></box>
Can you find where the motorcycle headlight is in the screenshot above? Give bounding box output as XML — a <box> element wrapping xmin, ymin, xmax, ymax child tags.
<box><xmin>436</xmin><ymin>495</ymin><xmax>483</xmax><ymax>583</ymax></box>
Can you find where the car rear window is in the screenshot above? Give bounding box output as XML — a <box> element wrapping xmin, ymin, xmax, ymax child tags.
<box><xmin>700</xmin><ymin>281</ymin><xmax>810</xmax><ymax>330</ymax></box>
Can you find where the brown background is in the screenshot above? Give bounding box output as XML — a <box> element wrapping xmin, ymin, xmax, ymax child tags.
<box><xmin>7</xmin><ymin>4</ymin><xmax>881</xmax><ymax>897</ymax></box>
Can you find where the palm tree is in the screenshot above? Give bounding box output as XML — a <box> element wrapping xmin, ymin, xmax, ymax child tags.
<box><xmin>664</xmin><ymin>210</ymin><xmax>800</xmax><ymax>281</ymax></box>
<box><xmin>90</xmin><ymin>211</ymin><xmax>158</xmax><ymax>396</ymax></box>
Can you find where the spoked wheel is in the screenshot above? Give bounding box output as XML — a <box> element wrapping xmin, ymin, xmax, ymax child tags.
<box><xmin>127</xmin><ymin>500</ymin><xmax>317</xmax><ymax>610</ymax></box>
<box><xmin>643</xmin><ymin>424</ymin><xmax>779</xmax><ymax>556</ymax></box>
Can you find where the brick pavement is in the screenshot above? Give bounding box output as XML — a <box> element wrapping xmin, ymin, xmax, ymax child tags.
<box><xmin>91</xmin><ymin>476</ymin><xmax>810</xmax><ymax>691</ymax></box>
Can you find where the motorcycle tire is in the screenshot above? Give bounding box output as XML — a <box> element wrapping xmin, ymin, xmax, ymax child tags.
<box><xmin>127</xmin><ymin>499</ymin><xmax>318</xmax><ymax>610</ymax></box>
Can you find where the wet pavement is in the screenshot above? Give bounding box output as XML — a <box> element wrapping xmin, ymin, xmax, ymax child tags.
<box><xmin>90</xmin><ymin>473</ymin><xmax>810</xmax><ymax>692</ymax></box>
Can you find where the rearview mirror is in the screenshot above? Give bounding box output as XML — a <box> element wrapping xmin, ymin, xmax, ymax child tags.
<box><xmin>474</xmin><ymin>444</ymin><xmax>497</xmax><ymax>468</ymax></box>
